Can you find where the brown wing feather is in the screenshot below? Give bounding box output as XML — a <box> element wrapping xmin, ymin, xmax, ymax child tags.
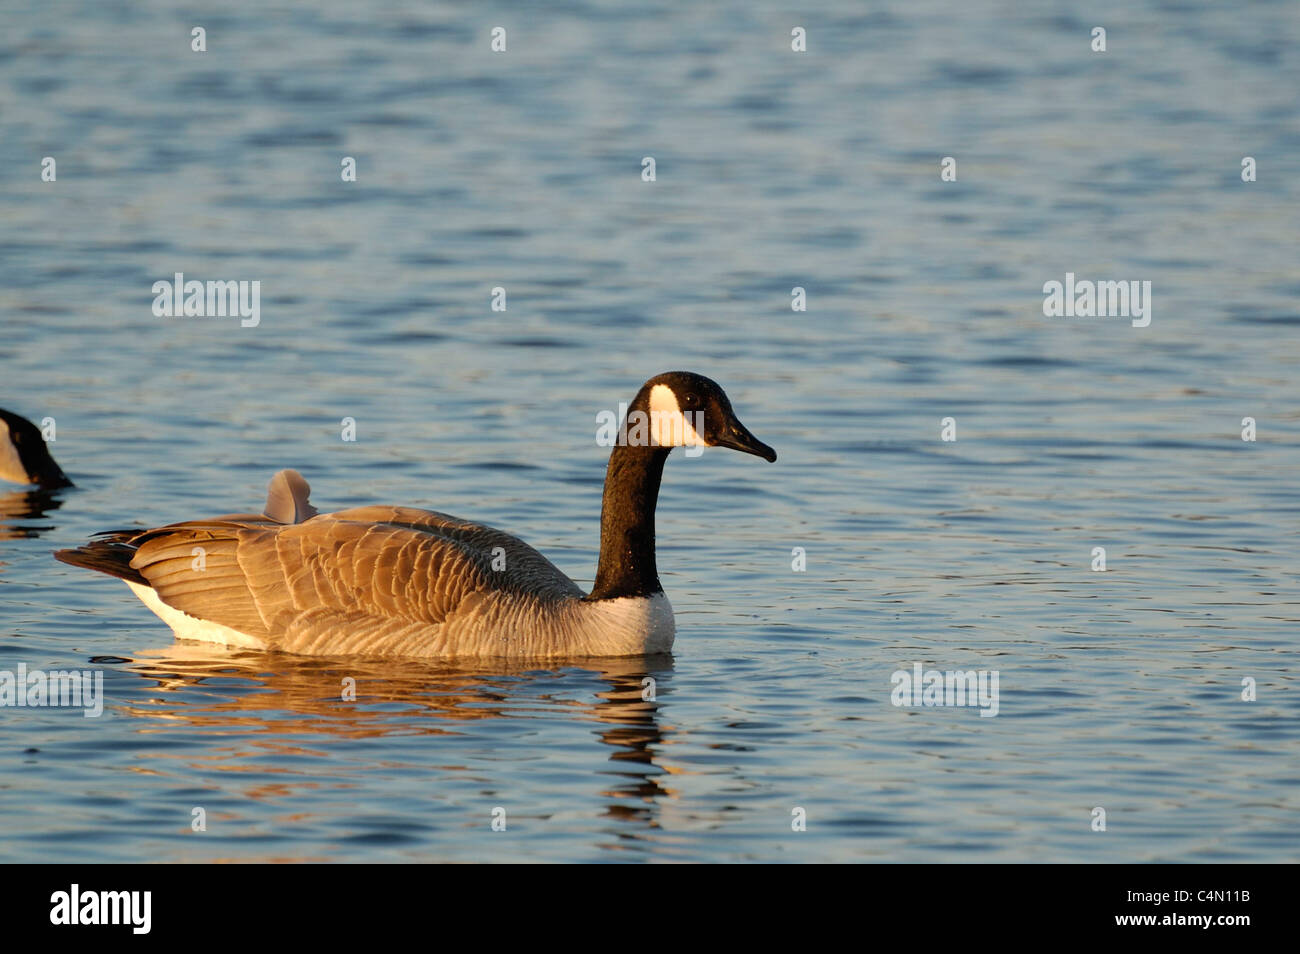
<box><xmin>130</xmin><ymin>524</ymin><xmax>276</xmax><ymax>637</ymax></box>
<box><xmin>127</xmin><ymin>508</ymin><xmax>581</xmax><ymax>646</ymax></box>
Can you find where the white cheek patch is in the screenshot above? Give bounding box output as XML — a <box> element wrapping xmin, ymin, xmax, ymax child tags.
<box><xmin>647</xmin><ymin>384</ymin><xmax>706</xmax><ymax>448</ymax></box>
<box><xmin>0</xmin><ymin>421</ymin><xmax>29</xmax><ymax>485</ymax></box>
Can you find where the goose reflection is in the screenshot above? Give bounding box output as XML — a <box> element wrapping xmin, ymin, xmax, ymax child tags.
<box><xmin>116</xmin><ymin>644</ymin><xmax>677</xmax><ymax>833</ymax></box>
<box><xmin>0</xmin><ymin>488</ymin><xmax>65</xmax><ymax>541</ymax></box>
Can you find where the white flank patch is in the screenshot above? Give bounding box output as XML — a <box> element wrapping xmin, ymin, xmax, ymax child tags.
<box><xmin>125</xmin><ymin>581</ymin><xmax>266</xmax><ymax>648</ymax></box>
<box><xmin>647</xmin><ymin>383</ymin><xmax>705</xmax><ymax>448</ymax></box>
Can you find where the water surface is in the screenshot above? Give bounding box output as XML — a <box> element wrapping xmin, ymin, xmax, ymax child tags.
<box><xmin>1</xmin><ymin>0</ymin><xmax>1298</xmax><ymax>862</ymax></box>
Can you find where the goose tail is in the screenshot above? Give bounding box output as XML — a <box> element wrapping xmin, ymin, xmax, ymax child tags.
<box><xmin>54</xmin><ymin>530</ymin><xmax>147</xmax><ymax>585</ymax></box>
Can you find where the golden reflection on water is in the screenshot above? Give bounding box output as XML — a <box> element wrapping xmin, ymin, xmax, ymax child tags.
<box><xmin>0</xmin><ymin>488</ymin><xmax>64</xmax><ymax>541</ymax></box>
<box><xmin>114</xmin><ymin>643</ymin><xmax>678</xmax><ymax>855</ymax></box>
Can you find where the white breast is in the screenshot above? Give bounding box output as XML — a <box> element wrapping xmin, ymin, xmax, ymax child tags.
<box><xmin>571</xmin><ymin>592</ymin><xmax>677</xmax><ymax>655</ymax></box>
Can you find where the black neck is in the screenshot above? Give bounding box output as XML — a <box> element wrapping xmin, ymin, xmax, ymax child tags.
<box><xmin>26</xmin><ymin>443</ymin><xmax>72</xmax><ymax>489</ymax></box>
<box><xmin>587</xmin><ymin>442</ymin><xmax>670</xmax><ymax>601</ymax></box>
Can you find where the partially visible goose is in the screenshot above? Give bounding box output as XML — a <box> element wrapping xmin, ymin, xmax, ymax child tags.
<box><xmin>0</xmin><ymin>408</ymin><xmax>73</xmax><ymax>489</ymax></box>
<box><xmin>55</xmin><ymin>372</ymin><xmax>776</xmax><ymax>659</ymax></box>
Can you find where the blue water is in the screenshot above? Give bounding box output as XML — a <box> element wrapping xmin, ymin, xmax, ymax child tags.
<box><xmin>1</xmin><ymin>0</ymin><xmax>1298</xmax><ymax>862</ymax></box>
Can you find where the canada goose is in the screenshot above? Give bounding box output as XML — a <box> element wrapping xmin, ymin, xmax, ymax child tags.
<box><xmin>0</xmin><ymin>408</ymin><xmax>73</xmax><ymax>489</ymax></box>
<box><xmin>55</xmin><ymin>372</ymin><xmax>776</xmax><ymax>659</ymax></box>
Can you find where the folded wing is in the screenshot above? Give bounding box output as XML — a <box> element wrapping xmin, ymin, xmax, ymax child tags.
<box><xmin>128</xmin><ymin>506</ymin><xmax>582</xmax><ymax>649</ymax></box>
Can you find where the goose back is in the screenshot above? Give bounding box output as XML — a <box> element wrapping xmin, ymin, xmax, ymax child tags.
<box><xmin>120</xmin><ymin>506</ymin><xmax>629</xmax><ymax>657</ymax></box>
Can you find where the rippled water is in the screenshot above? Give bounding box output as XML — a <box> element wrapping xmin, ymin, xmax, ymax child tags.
<box><xmin>1</xmin><ymin>1</ymin><xmax>1298</xmax><ymax>862</ymax></box>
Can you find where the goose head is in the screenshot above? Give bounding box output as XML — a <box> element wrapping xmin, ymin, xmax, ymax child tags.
<box><xmin>629</xmin><ymin>371</ymin><xmax>777</xmax><ymax>462</ymax></box>
<box><xmin>0</xmin><ymin>409</ymin><xmax>73</xmax><ymax>489</ymax></box>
